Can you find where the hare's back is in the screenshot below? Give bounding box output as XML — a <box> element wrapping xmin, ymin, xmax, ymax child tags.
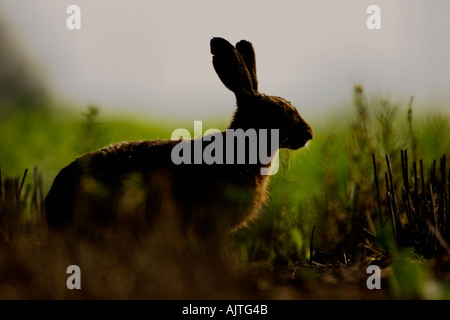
<box><xmin>45</xmin><ymin>139</ymin><xmax>178</xmax><ymax>228</ymax></box>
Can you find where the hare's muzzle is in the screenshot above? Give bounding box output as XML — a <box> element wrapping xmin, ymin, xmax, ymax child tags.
<box><xmin>290</xmin><ymin>122</ymin><xmax>313</xmax><ymax>149</ymax></box>
<box><xmin>304</xmin><ymin>127</ymin><xmax>313</xmax><ymax>142</ymax></box>
<box><xmin>280</xmin><ymin>124</ymin><xmax>312</xmax><ymax>150</ymax></box>
<box><xmin>300</xmin><ymin>125</ymin><xmax>313</xmax><ymax>148</ymax></box>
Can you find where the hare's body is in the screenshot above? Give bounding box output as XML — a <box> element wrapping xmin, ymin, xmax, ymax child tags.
<box><xmin>45</xmin><ymin>135</ymin><xmax>270</xmax><ymax>236</ymax></box>
<box><xmin>45</xmin><ymin>37</ymin><xmax>313</xmax><ymax>238</ymax></box>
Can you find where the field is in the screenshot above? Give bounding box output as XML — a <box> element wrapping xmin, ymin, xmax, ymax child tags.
<box><xmin>1</xmin><ymin>86</ymin><xmax>450</xmax><ymax>299</ymax></box>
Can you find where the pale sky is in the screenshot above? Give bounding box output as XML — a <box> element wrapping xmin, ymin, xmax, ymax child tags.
<box><xmin>1</xmin><ymin>0</ymin><xmax>449</xmax><ymax>120</ymax></box>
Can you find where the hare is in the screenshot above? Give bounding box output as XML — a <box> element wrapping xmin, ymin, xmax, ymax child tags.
<box><xmin>44</xmin><ymin>37</ymin><xmax>313</xmax><ymax>239</ymax></box>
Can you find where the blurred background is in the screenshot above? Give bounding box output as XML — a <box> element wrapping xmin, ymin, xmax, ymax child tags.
<box><xmin>1</xmin><ymin>0</ymin><xmax>449</xmax><ymax>120</ymax></box>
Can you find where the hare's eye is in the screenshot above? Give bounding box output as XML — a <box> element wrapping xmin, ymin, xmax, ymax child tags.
<box><xmin>290</xmin><ymin>109</ymin><xmax>301</xmax><ymax>122</ymax></box>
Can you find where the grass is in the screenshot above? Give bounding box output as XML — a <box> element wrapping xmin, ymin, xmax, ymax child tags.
<box><xmin>0</xmin><ymin>85</ymin><xmax>449</xmax><ymax>299</ymax></box>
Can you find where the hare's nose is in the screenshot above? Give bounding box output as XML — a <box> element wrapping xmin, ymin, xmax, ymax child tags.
<box><xmin>305</xmin><ymin>128</ymin><xmax>313</xmax><ymax>141</ymax></box>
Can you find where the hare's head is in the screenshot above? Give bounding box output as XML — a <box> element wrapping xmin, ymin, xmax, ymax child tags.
<box><xmin>211</xmin><ymin>37</ymin><xmax>313</xmax><ymax>150</ymax></box>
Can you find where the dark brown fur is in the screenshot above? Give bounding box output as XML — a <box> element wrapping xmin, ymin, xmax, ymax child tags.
<box><xmin>45</xmin><ymin>37</ymin><xmax>313</xmax><ymax>239</ymax></box>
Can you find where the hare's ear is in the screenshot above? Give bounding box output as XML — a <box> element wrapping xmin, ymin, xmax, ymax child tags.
<box><xmin>210</xmin><ymin>37</ymin><xmax>255</xmax><ymax>97</ymax></box>
<box><xmin>236</xmin><ymin>40</ymin><xmax>258</xmax><ymax>92</ymax></box>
